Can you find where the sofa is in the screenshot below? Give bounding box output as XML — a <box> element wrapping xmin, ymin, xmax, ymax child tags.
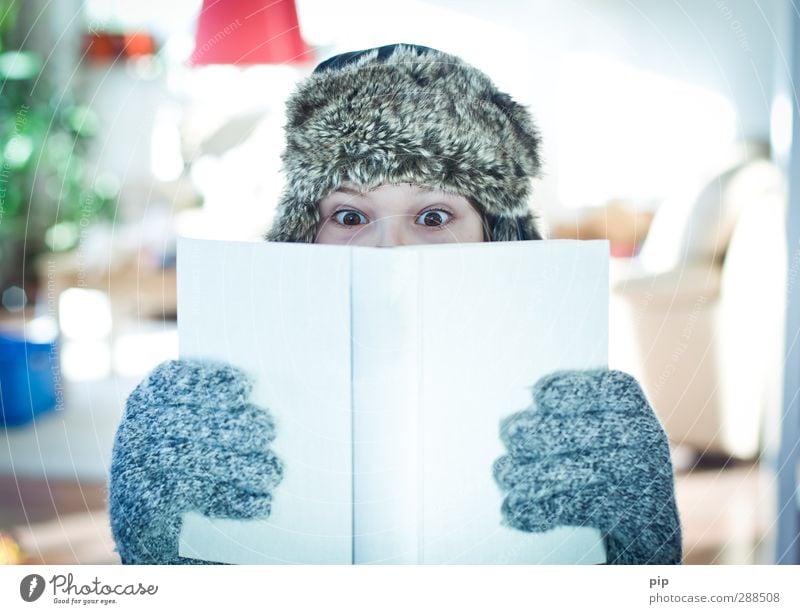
<box><xmin>608</xmin><ymin>142</ymin><xmax>787</xmax><ymax>460</ymax></box>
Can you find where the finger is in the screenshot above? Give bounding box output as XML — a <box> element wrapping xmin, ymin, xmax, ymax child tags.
<box><xmin>500</xmin><ymin>481</ymin><xmax>610</xmax><ymax>533</ymax></box>
<box><xmin>499</xmin><ymin>409</ymin><xmax>669</xmax><ymax>461</ymax></box>
<box><xmin>593</xmin><ymin>370</ymin><xmax>654</xmax><ymax>418</ymax></box>
<box><xmin>129</xmin><ymin>359</ymin><xmax>253</xmax><ymax>413</ymax></box>
<box><xmin>498</xmin><ymin>409</ymin><xmax>542</xmax><ymax>456</ymax></box>
<box><xmin>499</xmin><ymin>452</ymin><xmax>676</xmax><ymax>509</ymax></box>
<box><xmin>138</xmin><ymin>444</ymin><xmax>285</xmax><ymax>494</ymax></box>
<box><xmin>532</xmin><ymin>369</ymin><xmax>656</xmax><ymax>421</ymax></box>
<box><xmin>199</xmin><ymin>447</ymin><xmax>285</xmax><ymax>494</ymax></box>
<box><xmin>530</xmin><ymin>370</ymin><xmax>600</xmax><ymax>416</ymax></box>
<box><xmin>214</xmin><ymin>402</ymin><xmax>279</xmax><ymax>449</ymax></box>
<box><xmin>493</xmin><ymin>454</ymin><xmax>611</xmax><ymax>492</ymax></box>
<box><xmin>493</xmin><ymin>454</ymin><xmax>540</xmax><ymax>491</ymax></box>
<box><xmin>199</xmin><ymin>486</ymin><xmax>275</xmax><ymax>519</ymax></box>
<box><xmin>142</xmin><ymin>402</ymin><xmax>279</xmax><ymax>453</ymax></box>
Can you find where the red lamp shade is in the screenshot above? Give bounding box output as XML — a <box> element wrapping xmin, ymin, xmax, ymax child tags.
<box><xmin>191</xmin><ymin>0</ymin><xmax>313</xmax><ymax>66</ymax></box>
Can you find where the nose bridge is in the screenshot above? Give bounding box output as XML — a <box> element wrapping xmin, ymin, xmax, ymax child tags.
<box><xmin>374</xmin><ymin>213</ymin><xmax>408</xmax><ymax>247</ymax></box>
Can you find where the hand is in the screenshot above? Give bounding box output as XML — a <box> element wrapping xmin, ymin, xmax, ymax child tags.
<box><xmin>108</xmin><ymin>359</ymin><xmax>284</xmax><ymax>564</ymax></box>
<box><xmin>492</xmin><ymin>369</ymin><xmax>682</xmax><ymax>564</ymax></box>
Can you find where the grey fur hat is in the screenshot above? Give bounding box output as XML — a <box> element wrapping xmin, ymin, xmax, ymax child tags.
<box><xmin>264</xmin><ymin>43</ymin><xmax>544</xmax><ymax>243</ymax></box>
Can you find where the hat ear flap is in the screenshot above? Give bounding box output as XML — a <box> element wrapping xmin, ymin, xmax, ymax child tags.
<box><xmin>263</xmin><ymin>194</ymin><xmax>320</xmax><ymax>243</ymax></box>
<box><xmin>486</xmin><ymin>212</ymin><xmax>544</xmax><ymax>242</ymax></box>
<box><xmin>489</xmin><ymin>91</ymin><xmax>543</xmax><ymax>180</ymax></box>
<box><xmin>516</xmin><ymin>211</ymin><xmax>545</xmax><ymax>240</ymax></box>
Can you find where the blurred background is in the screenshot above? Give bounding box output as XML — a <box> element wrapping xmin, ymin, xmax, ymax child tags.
<box><xmin>1</xmin><ymin>0</ymin><xmax>799</xmax><ymax>565</ymax></box>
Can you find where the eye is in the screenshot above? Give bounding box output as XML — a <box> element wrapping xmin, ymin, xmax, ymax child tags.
<box><xmin>416</xmin><ymin>208</ymin><xmax>453</xmax><ymax>228</ymax></box>
<box><xmin>332</xmin><ymin>209</ymin><xmax>369</xmax><ymax>226</ymax></box>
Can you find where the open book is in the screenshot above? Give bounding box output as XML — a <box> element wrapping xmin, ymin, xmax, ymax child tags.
<box><xmin>175</xmin><ymin>237</ymin><xmax>609</xmax><ymax>564</ymax></box>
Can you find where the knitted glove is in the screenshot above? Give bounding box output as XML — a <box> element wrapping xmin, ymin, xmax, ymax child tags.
<box><xmin>108</xmin><ymin>359</ymin><xmax>284</xmax><ymax>564</ymax></box>
<box><xmin>492</xmin><ymin>369</ymin><xmax>682</xmax><ymax>564</ymax></box>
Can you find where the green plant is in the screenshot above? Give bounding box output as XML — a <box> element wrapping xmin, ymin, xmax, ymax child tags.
<box><xmin>0</xmin><ymin>2</ymin><xmax>116</xmax><ymax>292</ymax></box>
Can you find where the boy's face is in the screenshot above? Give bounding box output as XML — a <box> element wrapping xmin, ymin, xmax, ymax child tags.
<box><xmin>314</xmin><ymin>182</ymin><xmax>486</xmax><ymax>246</ymax></box>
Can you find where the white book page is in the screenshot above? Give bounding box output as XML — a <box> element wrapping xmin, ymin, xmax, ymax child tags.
<box><xmin>414</xmin><ymin>240</ymin><xmax>608</xmax><ymax>563</ymax></box>
<box><xmin>176</xmin><ymin>238</ymin><xmax>609</xmax><ymax>564</ymax></box>
<box><xmin>176</xmin><ymin>238</ymin><xmax>354</xmax><ymax>564</ymax></box>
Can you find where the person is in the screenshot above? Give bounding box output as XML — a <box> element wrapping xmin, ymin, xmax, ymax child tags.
<box><xmin>109</xmin><ymin>43</ymin><xmax>682</xmax><ymax>565</ymax></box>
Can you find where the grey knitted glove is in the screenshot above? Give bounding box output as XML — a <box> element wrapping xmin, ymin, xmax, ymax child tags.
<box><xmin>108</xmin><ymin>359</ymin><xmax>284</xmax><ymax>564</ymax></box>
<box><xmin>493</xmin><ymin>369</ymin><xmax>682</xmax><ymax>564</ymax></box>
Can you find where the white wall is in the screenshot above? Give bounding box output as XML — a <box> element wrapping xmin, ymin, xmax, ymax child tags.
<box><xmin>23</xmin><ymin>0</ymin><xmax>785</xmax><ymax>228</ymax></box>
<box><xmin>298</xmin><ymin>0</ymin><xmax>784</xmax><ymax>222</ymax></box>
<box><xmin>772</xmin><ymin>0</ymin><xmax>800</xmax><ymax>564</ymax></box>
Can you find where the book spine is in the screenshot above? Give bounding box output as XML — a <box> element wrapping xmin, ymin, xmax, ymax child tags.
<box><xmin>351</xmin><ymin>249</ymin><xmax>420</xmax><ymax>564</ymax></box>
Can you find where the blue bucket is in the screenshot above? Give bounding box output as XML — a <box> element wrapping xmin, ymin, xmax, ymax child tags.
<box><xmin>0</xmin><ymin>325</ymin><xmax>60</xmax><ymax>427</ymax></box>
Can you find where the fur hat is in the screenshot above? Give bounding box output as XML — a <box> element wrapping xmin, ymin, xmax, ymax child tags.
<box><xmin>264</xmin><ymin>43</ymin><xmax>544</xmax><ymax>243</ymax></box>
